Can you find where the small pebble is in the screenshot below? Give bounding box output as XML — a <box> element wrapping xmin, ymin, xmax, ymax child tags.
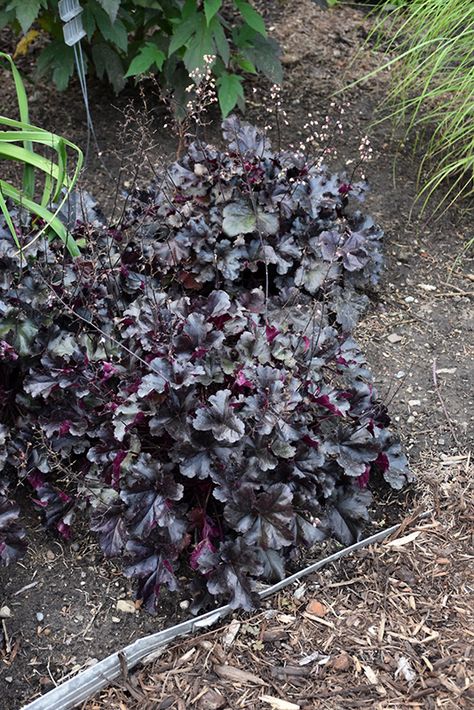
<box><xmin>36</xmin><ymin>612</ymin><xmax>44</xmax><ymax>622</ymax></box>
<box><xmin>111</xmin><ymin>616</ymin><xmax>121</xmax><ymax>623</ymax></box>
<box><xmin>408</xmin><ymin>399</ymin><xmax>421</xmax><ymax>407</ymax></box>
<box><xmin>0</xmin><ymin>606</ymin><xmax>11</xmax><ymax>619</ymax></box>
<box><xmin>4</xmin><ymin>677</ymin><xmax>13</xmax><ymax>684</ymax></box>
<box><xmin>387</xmin><ymin>333</ymin><xmax>403</xmax><ymax>344</ymax></box>
<box><xmin>179</xmin><ymin>600</ymin><xmax>190</xmax><ymax>610</ymax></box>
<box><xmin>116</xmin><ymin>599</ymin><xmax>136</xmax><ymax>614</ymax></box>
<box><xmin>404</xmin><ymin>296</ymin><xmax>415</xmax><ymax>303</ymax></box>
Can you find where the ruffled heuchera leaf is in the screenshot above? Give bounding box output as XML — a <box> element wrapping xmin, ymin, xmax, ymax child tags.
<box><xmin>326</xmin><ymin>487</ymin><xmax>372</xmax><ymax>545</ymax></box>
<box><xmin>0</xmin><ymin>494</ymin><xmax>27</xmax><ymax>565</ymax></box>
<box><xmin>328</xmin><ymin>426</ymin><xmax>380</xmax><ymax>478</ymax></box>
<box><xmin>224</xmin><ymin>483</ymin><xmax>296</xmax><ymax>548</ymax></box>
<box><xmin>123</xmin><ymin>539</ymin><xmax>179</xmax><ymax>613</ymax></box>
<box><xmin>29</xmin><ymin>478</ymin><xmax>75</xmax><ymax>539</ymax></box>
<box><xmin>121</xmin><ymin>454</ymin><xmax>185</xmax><ymax>541</ymax></box>
<box><xmin>137</xmin><ymin>357</ymin><xmax>172</xmax><ymax>396</ymax></box>
<box><xmin>222</xmin><ymin>115</ymin><xmax>271</xmax><ymax>156</ymax></box>
<box><xmin>222</xmin><ymin>201</ymin><xmax>256</xmax><ymax>236</ymax></box>
<box><xmin>375</xmin><ymin>431</ymin><xmax>413</xmax><ymax>490</ymax></box>
<box><xmin>193</xmin><ymin>389</ymin><xmax>245</xmax><ymax>443</ymax></box>
<box><xmin>256</xmin><ymin>548</ymin><xmax>286</xmax><ymax>581</ymax></box>
<box><xmin>196</xmin><ymin>538</ymin><xmax>262</xmax><ymax>610</ymax></box>
<box><xmin>90</xmin><ymin>502</ymin><xmax>128</xmax><ymax>557</ymax></box>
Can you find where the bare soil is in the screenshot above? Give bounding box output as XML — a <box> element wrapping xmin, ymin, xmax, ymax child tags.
<box><xmin>0</xmin><ymin>1</ymin><xmax>472</xmax><ymax>707</ymax></box>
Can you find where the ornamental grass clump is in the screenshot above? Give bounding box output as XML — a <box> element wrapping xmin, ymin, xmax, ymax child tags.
<box><xmin>0</xmin><ymin>118</ymin><xmax>412</xmax><ymax>612</ymax></box>
<box><xmin>369</xmin><ymin>0</ymin><xmax>474</xmax><ymax>211</ymax></box>
<box><xmin>0</xmin><ymin>53</ymin><xmax>84</xmax><ymax>256</ymax></box>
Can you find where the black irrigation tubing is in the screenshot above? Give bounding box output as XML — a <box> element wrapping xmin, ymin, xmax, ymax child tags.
<box><xmin>22</xmin><ymin>521</ymin><xmax>403</xmax><ymax>710</ymax></box>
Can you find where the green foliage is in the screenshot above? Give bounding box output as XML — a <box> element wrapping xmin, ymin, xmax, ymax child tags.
<box><xmin>0</xmin><ymin>53</ymin><xmax>83</xmax><ymax>256</ymax></box>
<box><xmin>369</xmin><ymin>0</ymin><xmax>474</xmax><ymax>212</ymax></box>
<box><xmin>0</xmin><ymin>0</ymin><xmax>282</xmax><ymax>116</ymax></box>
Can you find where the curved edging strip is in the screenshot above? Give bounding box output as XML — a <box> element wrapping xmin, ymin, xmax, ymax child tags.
<box><xmin>21</xmin><ymin>523</ymin><xmax>401</xmax><ymax>710</ymax></box>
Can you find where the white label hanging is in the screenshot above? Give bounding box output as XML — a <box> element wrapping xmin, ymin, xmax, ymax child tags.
<box><xmin>58</xmin><ymin>0</ymin><xmax>83</xmax><ymax>23</ymax></box>
<box><xmin>63</xmin><ymin>15</ymin><xmax>86</xmax><ymax>46</ymax></box>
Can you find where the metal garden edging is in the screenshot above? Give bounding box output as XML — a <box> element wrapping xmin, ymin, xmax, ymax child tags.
<box><xmin>21</xmin><ymin>522</ymin><xmax>401</xmax><ymax>710</ymax></box>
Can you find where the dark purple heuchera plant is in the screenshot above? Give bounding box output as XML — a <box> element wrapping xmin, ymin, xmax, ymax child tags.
<box><xmin>0</xmin><ymin>118</ymin><xmax>412</xmax><ymax>612</ymax></box>
<box><xmin>124</xmin><ymin>116</ymin><xmax>383</xmax><ymax>332</ymax></box>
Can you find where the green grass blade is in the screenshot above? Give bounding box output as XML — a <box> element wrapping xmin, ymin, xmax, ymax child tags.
<box><xmin>0</xmin><ymin>52</ymin><xmax>35</xmax><ymax>200</ymax></box>
<box><xmin>0</xmin><ymin>180</ymin><xmax>81</xmax><ymax>257</ymax></box>
<box><xmin>0</xmin><ymin>187</ymin><xmax>22</xmax><ymax>250</ymax></box>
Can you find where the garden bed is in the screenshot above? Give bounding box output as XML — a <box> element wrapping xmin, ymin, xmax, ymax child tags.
<box><xmin>0</xmin><ymin>1</ymin><xmax>472</xmax><ymax>708</ymax></box>
<box><xmin>84</xmin><ymin>457</ymin><xmax>473</xmax><ymax>710</ymax></box>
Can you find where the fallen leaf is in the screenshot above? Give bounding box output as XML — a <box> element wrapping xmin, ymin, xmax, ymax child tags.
<box><xmin>305</xmin><ymin>600</ymin><xmax>328</xmax><ymax>617</ymax></box>
<box><xmin>386</xmin><ymin>530</ymin><xmax>421</xmax><ymax>547</ymax></box>
<box><xmin>260</xmin><ymin>696</ymin><xmax>300</xmax><ymax>710</ymax></box>
<box><xmin>222</xmin><ymin>619</ymin><xmax>241</xmax><ymax>647</ymax></box>
<box><xmin>331</xmin><ymin>653</ymin><xmax>351</xmax><ymax>671</ymax></box>
<box><xmin>214</xmin><ymin>664</ymin><xmax>265</xmax><ymax>685</ymax></box>
<box><xmin>363</xmin><ymin>664</ymin><xmax>379</xmax><ymax>685</ymax></box>
<box><xmin>395</xmin><ymin>656</ymin><xmax>416</xmax><ymax>684</ymax></box>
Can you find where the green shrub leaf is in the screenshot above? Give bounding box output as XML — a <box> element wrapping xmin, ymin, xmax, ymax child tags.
<box><xmin>242</xmin><ymin>34</ymin><xmax>282</xmax><ymax>84</ymax></box>
<box><xmin>97</xmin><ymin>0</ymin><xmax>121</xmax><ymax>24</ymax></box>
<box><xmin>91</xmin><ymin>1</ymin><xmax>128</xmax><ymax>53</ymax></box>
<box><xmin>234</xmin><ymin>0</ymin><xmax>267</xmax><ymax>37</ymax></box>
<box><xmin>6</xmin><ymin>0</ymin><xmax>44</xmax><ymax>33</ymax></box>
<box><xmin>92</xmin><ymin>42</ymin><xmax>125</xmax><ymax>93</ymax></box>
<box><xmin>217</xmin><ymin>72</ymin><xmax>244</xmax><ymax>117</ymax></box>
<box><xmin>37</xmin><ymin>42</ymin><xmax>75</xmax><ymax>91</ymax></box>
<box><xmin>211</xmin><ymin>17</ymin><xmax>230</xmax><ymax>65</ymax></box>
<box><xmin>204</xmin><ymin>0</ymin><xmax>222</xmax><ymax>25</ymax></box>
<box><xmin>183</xmin><ymin>16</ymin><xmax>213</xmax><ymax>73</ymax></box>
<box><xmin>169</xmin><ymin>14</ymin><xmax>198</xmax><ymax>55</ymax></box>
<box><xmin>125</xmin><ymin>43</ymin><xmax>166</xmax><ymax>77</ymax></box>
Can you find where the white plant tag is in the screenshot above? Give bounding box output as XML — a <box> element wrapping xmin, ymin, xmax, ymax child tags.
<box><xmin>63</xmin><ymin>15</ymin><xmax>86</xmax><ymax>46</ymax></box>
<box><xmin>59</xmin><ymin>0</ymin><xmax>83</xmax><ymax>22</ymax></box>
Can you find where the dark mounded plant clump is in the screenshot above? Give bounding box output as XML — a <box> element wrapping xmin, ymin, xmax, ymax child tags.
<box><xmin>124</xmin><ymin>116</ymin><xmax>383</xmax><ymax>332</ymax></box>
<box><xmin>0</xmin><ymin>118</ymin><xmax>411</xmax><ymax>612</ymax></box>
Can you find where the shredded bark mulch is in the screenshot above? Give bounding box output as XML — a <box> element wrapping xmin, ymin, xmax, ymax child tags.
<box><xmin>84</xmin><ymin>455</ymin><xmax>473</xmax><ymax>710</ymax></box>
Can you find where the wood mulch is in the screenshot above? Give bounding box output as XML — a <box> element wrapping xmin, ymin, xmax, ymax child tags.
<box><xmin>84</xmin><ymin>455</ymin><xmax>473</xmax><ymax>710</ymax></box>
